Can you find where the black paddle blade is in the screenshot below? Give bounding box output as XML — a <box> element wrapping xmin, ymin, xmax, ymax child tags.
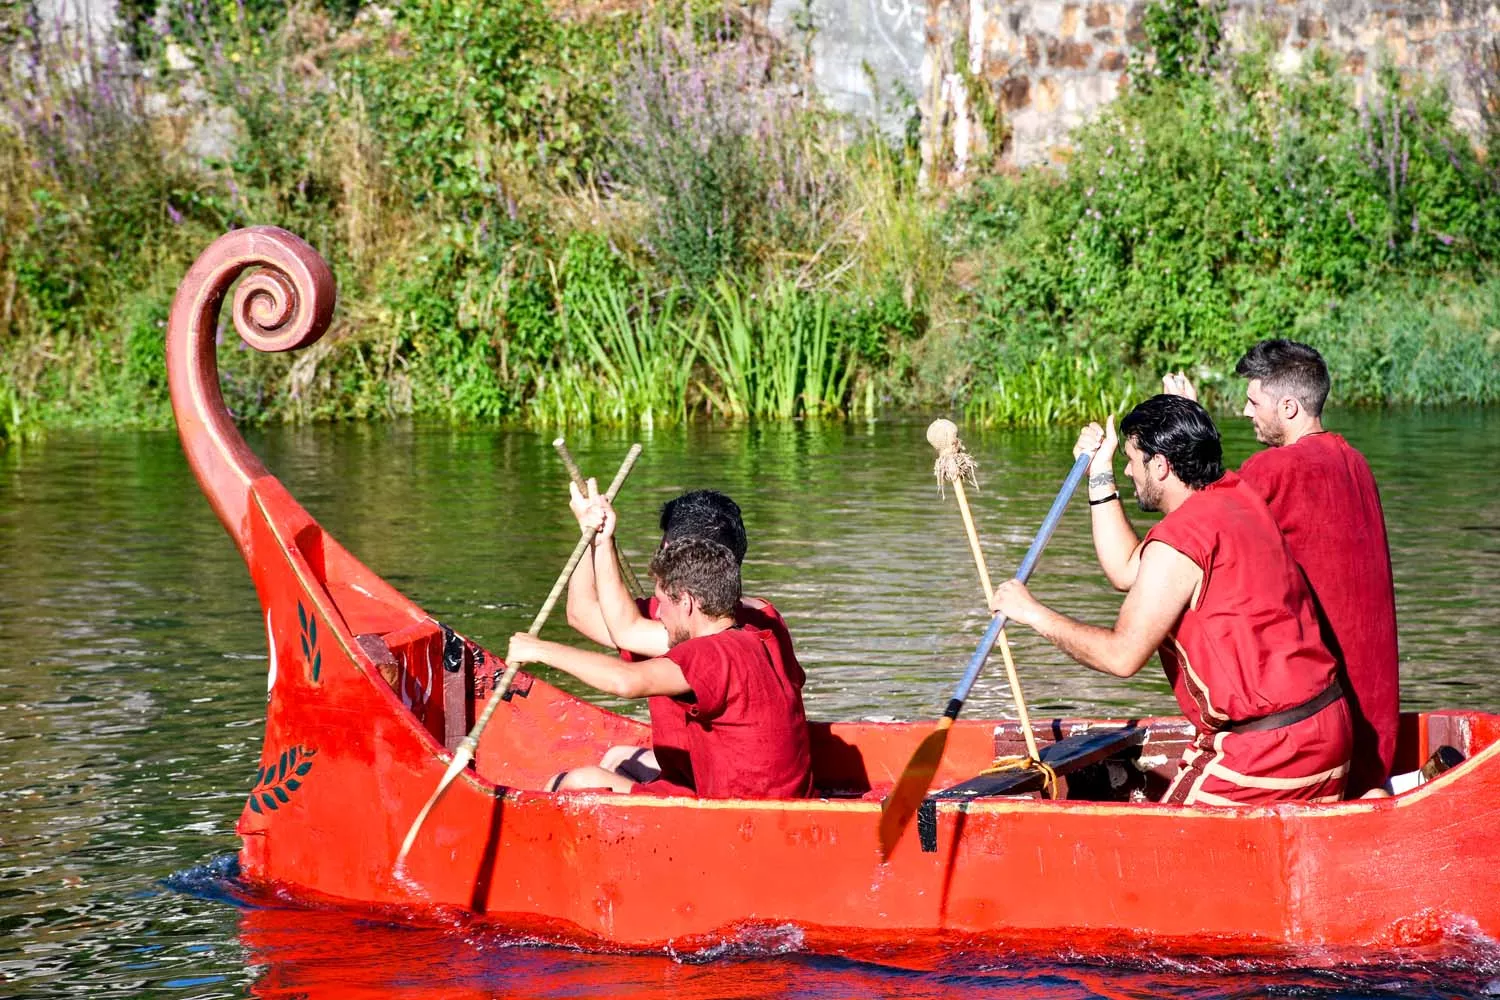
<box><xmin>878</xmin><ymin>721</ymin><xmax>952</xmax><ymax>861</ymax></box>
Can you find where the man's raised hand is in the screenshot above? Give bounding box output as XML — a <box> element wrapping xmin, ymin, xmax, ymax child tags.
<box><xmin>1075</xmin><ymin>415</ymin><xmax>1118</xmax><ymax>479</ymax></box>
<box><xmin>568</xmin><ymin>477</ymin><xmax>616</xmax><ymax>540</ymax></box>
<box><xmin>1161</xmin><ymin>371</ymin><xmax>1198</xmax><ymax>400</ymax></box>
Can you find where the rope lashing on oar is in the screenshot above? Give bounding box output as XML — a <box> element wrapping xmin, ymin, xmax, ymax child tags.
<box><xmin>395</xmin><ymin>443</ymin><xmax>643</xmax><ymax>871</ymax></box>
<box><xmin>977</xmin><ymin>754</ymin><xmax>1060</xmax><ymax>799</ymax></box>
<box><xmin>926</xmin><ymin>419</ymin><xmax>1042</xmax><ymax>767</ymax></box>
<box><xmin>553</xmin><ymin>437</ymin><xmax>645</xmax><ymax>599</ymax></box>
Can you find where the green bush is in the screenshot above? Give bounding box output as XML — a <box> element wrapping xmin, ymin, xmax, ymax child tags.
<box><xmin>4</xmin><ymin>0</ymin><xmax>1499</xmax><ymax>434</ymax></box>
<box><xmin>352</xmin><ymin>0</ymin><xmax>612</xmax><ymax>209</ymax></box>
<box><xmin>1317</xmin><ymin>276</ymin><xmax>1500</xmax><ymax>406</ymax></box>
<box><xmin>953</xmin><ymin>28</ymin><xmax>1500</xmax><ymax>414</ymax></box>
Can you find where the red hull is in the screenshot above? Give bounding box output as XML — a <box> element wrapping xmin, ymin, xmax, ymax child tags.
<box><xmin>169</xmin><ymin>228</ymin><xmax>1500</xmax><ymax>960</ymax></box>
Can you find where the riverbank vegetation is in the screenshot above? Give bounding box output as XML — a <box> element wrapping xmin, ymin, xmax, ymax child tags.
<box><xmin>2</xmin><ymin>0</ymin><xmax>1499</xmax><ymax>438</ymax></box>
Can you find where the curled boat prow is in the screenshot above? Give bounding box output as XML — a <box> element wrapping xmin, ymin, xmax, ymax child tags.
<box><xmin>166</xmin><ymin>226</ymin><xmax>336</xmax><ymax>550</ymax></box>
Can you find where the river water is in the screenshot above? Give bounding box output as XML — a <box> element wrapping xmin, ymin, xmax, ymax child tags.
<box><xmin>2</xmin><ymin>410</ymin><xmax>1498</xmax><ymax>997</ymax></box>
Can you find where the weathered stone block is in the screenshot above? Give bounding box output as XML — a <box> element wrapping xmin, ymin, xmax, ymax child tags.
<box><xmin>1061</xmin><ymin>4</ymin><xmax>1080</xmax><ymax>36</ymax></box>
<box><xmin>1100</xmin><ymin>49</ymin><xmax>1128</xmax><ymax>71</ymax></box>
<box><xmin>1033</xmin><ymin>75</ymin><xmax>1063</xmax><ymax>112</ymax></box>
<box><xmin>1032</xmin><ymin>1</ymin><xmax>1063</xmax><ymax>34</ymax></box>
<box><xmin>1000</xmin><ymin>74</ymin><xmax>1032</xmax><ymax>109</ymax></box>
<box><xmin>1047</xmin><ymin>38</ymin><xmax>1095</xmax><ymax>67</ymax></box>
<box><xmin>1298</xmin><ymin>15</ymin><xmax>1329</xmax><ymax>39</ymax></box>
<box><xmin>1086</xmin><ymin>3</ymin><xmax>1111</xmax><ymax>28</ymax></box>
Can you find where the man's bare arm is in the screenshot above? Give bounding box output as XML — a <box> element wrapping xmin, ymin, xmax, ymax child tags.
<box><xmin>993</xmin><ymin>542</ymin><xmax>1199</xmax><ymax>677</ymax></box>
<box><xmin>1078</xmin><ymin>415</ymin><xmax>1142</xmax><ymax>590</ymax></box>
<box><xmin>591</xmin><ymin>502</ymin><xmax>671</xmax><ymax>656</ymax></box>
<box><xmin>507</xmin><ymin>634</ymin><xmax>690</xmax><ymax>699</ymax></box>
<box><xmin>563</xmin><ymin>481</ymin><xmax>615</xmax><ymax>646</ymax></box>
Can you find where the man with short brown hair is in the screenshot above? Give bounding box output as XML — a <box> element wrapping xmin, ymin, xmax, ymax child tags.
<box><xmin>1165</xmin><ymin>340</ymin><xmax>1398</xmax><ymax>797</ymax></box>
<box><xmin>507</xmin><ymin>536</ymin><xmax>813</xmax><ymax>799</ymax></box>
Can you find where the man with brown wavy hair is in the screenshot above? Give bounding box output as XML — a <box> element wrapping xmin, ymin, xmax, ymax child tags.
<box><xmin>507</xmin><ymin>537</ymin><xmax>812</xmax><ymax>798</ymax></box>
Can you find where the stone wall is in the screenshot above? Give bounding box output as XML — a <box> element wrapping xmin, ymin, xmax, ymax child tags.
<box><xmin>921</xmin><ymin>0</ymin><xmax>1500</xmax><ymax>174</ymax></box>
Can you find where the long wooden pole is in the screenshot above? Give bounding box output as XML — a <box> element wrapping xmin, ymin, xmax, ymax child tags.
<box><xmin>948</xmin><ymin>479</ymin><xmax>1040</xmax><ymax>763</ymax></box>
<box><xmin>879</xmin><ymin>447</ymin><xmax>1092</xmax><ymax>860</ymax></box>
<box><xmin>927</xmin><ymin>420</ymin><xmax>1039</xmax><ymax>762</ymax></box>
<box><xmin>396</xmin><ymin>444</ymin><xmax>643</xmax><ymax>870</ymax></box>
<box><xmin>553</xmin><ymin>438</ymin><xmax>645</xmax><ymax>599</ymax></box>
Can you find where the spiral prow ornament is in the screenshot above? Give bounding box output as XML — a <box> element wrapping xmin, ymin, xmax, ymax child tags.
<box><xmin>166</xmin><ymin>226</ymin><xmax>336</xmax><ymax>548</ymax></box>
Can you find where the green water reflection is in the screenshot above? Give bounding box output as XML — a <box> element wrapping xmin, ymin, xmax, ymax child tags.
<box><xmin>0</xmin><ymin>409</ymin><xmax>1496</xmax><ymax>995</ymax></box>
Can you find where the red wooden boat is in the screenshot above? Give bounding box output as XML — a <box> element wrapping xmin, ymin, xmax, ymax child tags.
<box><xmin>170</xmin><ymin>227</ymin><xmax>1500</xmax><ymax>961</ymax></box>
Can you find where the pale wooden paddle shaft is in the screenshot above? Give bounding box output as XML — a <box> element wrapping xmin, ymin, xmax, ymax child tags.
<box><xmin>397</xmin><ymin>444</ymin><xmax>642</xmax><ymax>869</ymax></box>
<box><xmin>995</xmin><ymin>627</ymin><xmax>1040</xmax><ymax>762</ymax></box>
<box><xmin>553</xmin><ymin>438</ymin><xmax>644</xmax><ymax>599</ymax></box>
<box><xmin>936</xmin><ymin>431</ymin><xmax>1040</xmax><ymax>763</ymax></box>
<box><xmin>950</xmin><ymin>479</ymin><xmax>994</xmax><ymax>604</ymax></box>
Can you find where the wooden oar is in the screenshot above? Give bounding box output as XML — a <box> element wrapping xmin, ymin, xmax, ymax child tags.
<box><xmin>926</xmin><ymin>419</ymin><xmax>1040</xmax><ymax>764</ymax></box>
<box><xmin>878</xmin><ymin>449</ymin><xmax>1092</xmax><ymax>861</ymax></box>
<box><xmin>553</xmin><ymin>437</ymin><xmax>644</xmax><ymax>599</ymax></box>
<box><xmin>395</xmin><ymin>443</ymin><xmax>643</xmax><ymax>870</ymax></box>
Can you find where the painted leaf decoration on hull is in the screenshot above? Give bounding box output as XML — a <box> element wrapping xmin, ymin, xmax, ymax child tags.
<box><xmin>247</xmin><ymin>746</ymin><xmax>317</xmax><ymax>815</ymax></box>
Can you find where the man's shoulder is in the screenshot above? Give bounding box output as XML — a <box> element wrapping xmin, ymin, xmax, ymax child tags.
<box><xmin>1242</xmin><ymin>433</ymin><xmax>1375</xmax><ymax>484</ymax></box>
<box><xmin>738</xmin><ymin>597</ymin><xmax>787</xmax><ymax>629</ymax></box>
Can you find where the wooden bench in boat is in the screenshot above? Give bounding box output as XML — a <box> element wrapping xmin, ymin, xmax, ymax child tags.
<box><xmin>915</xmin><ymin>724</ymin><xmax>1147</xmax><ymax>852</ymax></box>
<box><xmin>936</xmin><ymin>724</ymin><xmax>1148</xmax><ymax>799</ymax></box>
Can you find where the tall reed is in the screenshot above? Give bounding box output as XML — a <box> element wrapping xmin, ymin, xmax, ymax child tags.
<box><xmin>694</xmin><ymin>278</ymin><xmax>854</xmax><ymax>419</ymax></box>
<box><xmin>531</xmin><ymin>279</ymin><xmax>696</xmax><ymax>427</ymax></box>
<box><xmin>965</xmin><ymin>349</ymin><xmax>1137</xmax><ymax>426</ymax></box>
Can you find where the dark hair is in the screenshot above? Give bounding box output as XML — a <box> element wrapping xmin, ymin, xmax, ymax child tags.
<box><xmin>659</xmin><ymin>490</ymin><xmax>747</xmax><ymax>565</ymax></box>
<box><xmin>1234</xmin><ymin>340</ymin><xmax>1330</xmax><ymax>418</ymax></box>
<box><xmin>649</xmin><ymin>537</ymin><xmax>741</xmax><ymax>618</ymax></box>
<box><xmin>1119</xmin><ymin>395</ymin><xmax>1225</xmax><ymax>490</ymax></box>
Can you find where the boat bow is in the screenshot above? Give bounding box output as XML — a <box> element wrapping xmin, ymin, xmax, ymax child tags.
<box><xmin>166</xmin><ymin>226</ymin><xmax>336</xmax><ymax>549</ymax></box>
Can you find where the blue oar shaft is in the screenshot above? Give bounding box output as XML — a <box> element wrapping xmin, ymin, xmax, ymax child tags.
<box><xmin>944</xmin><ymin>451</ymin><xmax>1093</xmax><ymax>717</ymax></box>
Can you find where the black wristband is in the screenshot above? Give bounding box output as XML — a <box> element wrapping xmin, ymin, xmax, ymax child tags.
<box><xmin>1088</xmin><ymin>493</ymin><xmax>1120</xmax><ymax>506</ymax></box>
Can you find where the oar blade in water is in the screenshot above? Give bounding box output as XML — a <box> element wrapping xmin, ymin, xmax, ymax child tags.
<box><xmin>878</xmin><ymin>718</ymin><xmax>953</xmax><ymax>860</ymax></box>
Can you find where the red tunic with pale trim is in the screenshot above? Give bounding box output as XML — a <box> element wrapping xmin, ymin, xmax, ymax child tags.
<box><xmin>642</xmin><ymin>624</ymin><xmax>812</xmax><ymax>799</ymax></box>
<box><xmin>1239</xmin><ymin>433</ymin><xmax>1399</xmax><ymax>798</ymax></box>
<box><xmin>1144</xmin><ymin>472</ymin><xmax>1353</xmax><ymax>806</ymax></box>
<box><xmin>623</xmin><ymin>597</ymin><xmax>802</xmax><ymax>791</ymax></box>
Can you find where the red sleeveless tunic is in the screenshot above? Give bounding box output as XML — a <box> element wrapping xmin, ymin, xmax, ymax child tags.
<box><xmin>1144</xmin><ymin>472</ymin><xmax>1353</xmax><ymax>805</ymax></box>
<box><xmin>1239</xmin><ymin>433</ymin><xmax>1399</xmax><ymax>797</ymax></box>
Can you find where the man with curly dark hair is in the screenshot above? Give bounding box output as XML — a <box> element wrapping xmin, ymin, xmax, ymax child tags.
<box><xmin>991</xmin><ymin>395</ymin><xmax>1352</xmax><ymax>805</ymax></box>
<box><xmin>1165</xmin><ymin>340</ymin><xmax>1398</xmax><ymax>797</ymax></box>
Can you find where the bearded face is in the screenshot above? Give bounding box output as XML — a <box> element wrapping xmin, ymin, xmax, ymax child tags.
<box><xmin>1243</xmin><ymin>378</ymin><xmax>1289</xmax><ymax>446</ymax></box>
<box><xmin>654</xmin><ymin>582</ymin><xmax>693</xmax><ymax>648</ymax></box>
<box><xmin>1123</xmin><ymin>438</ymin><xmax>1165</xmax><ymax>512</ymax></box>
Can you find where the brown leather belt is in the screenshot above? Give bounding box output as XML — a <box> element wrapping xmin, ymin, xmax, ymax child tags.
<box><xmin>1221</xmin><ymin>677</ymin><xmax>1344</xmax><ymax>735</ymax></box>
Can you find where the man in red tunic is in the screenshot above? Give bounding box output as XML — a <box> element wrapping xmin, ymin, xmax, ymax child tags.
<box><xmin>564</xmin><ymin>487</ymin><xmax>804</xmax><ymax>790</ymax></box>
<box><xmin>1165</xmin><ymin>341</ymin><xmax>1399</xmax><ymax>796</ymax></box>
<box><xmin>991</xmin><ymin>396</ymin><xmax>1353</xmax><ymax>805</ymax></box>
<box><xmin>507</xmin><ymin>537</ymin><xmax>813</xmax><ymax>798</ymax></box>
